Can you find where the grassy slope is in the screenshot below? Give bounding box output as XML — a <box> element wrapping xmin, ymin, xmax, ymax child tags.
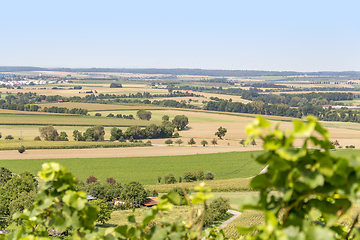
<box><xmin>0</xmin><ymin>151</ymin><xmax>263</xmax><ymax>185</ymax></box>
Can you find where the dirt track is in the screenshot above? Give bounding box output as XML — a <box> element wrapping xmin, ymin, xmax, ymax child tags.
<box><xmin>0</xmin><ymin>145</ymin><xmax>263</xmax><ymax>160</ymax></box>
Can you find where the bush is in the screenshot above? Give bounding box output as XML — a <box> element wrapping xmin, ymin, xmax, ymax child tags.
<box><xmin>165</xmin><ymin>139</ymin><xmax>173</xmax><ymax>145</ymax></box>
<box><xmin>106</xmin><ymin>177</ymin><xmax>116</xmax><ymax>184</ymax></box>
<box><xmin>18</xmin><ymin>146</ymin><xmax>25</xmax><ymax>154</ymax></box>
<box><xmin>197</xmin><ymin>170</ymin><xmax>204</xmax><ymax>180</ymax></box>
<box><xmin>90</xmin><ymin>199</ymin><xmax>112</xmax><ymax>224</ymax></box>
<box><xmin>34</xmin><ymin>136</ymin><xmax>41</xmax><ymax>141</ymax></box>
<box><xmin>204</xmin><ymin>197</ymin><xmax>230</xmax><ymax>226</ymax></box>
<box><xmin>204</xmin><ymin>171</ymin><xmax>215</xmax><ymax>180</ymax></box>
<box><xmin>150</xmin><ymin>190</ymin><xmax>159</xmax><ymax>197</ymax></box>
<box><xmin>5</xmin><ymin>135</ymin><xmax>14</xmax><ymax>140</ymax></box>
<box><xmin>86</xmin><ymin>175</ymin><xmax>98</xmax><ymax>184</ymax></box>
<box><xmin>0</xmin><ymin>132</ymin><xmax>2</xmax><ymax>139</ymax></box>
<box><xmin>183</xmin><ymin>172</ymin><xmax>197</xmax><ymax>182</ymax></box>
<box><xmin>146</xmin><ymin>140</ymin><xmax>152</xmax><ymax>145</ymax></box>
<box><xmin>95</xmin><ymin>113</ymin><xmax>102</xmax><ymax>117</ymax></box>
<box><xmin>173</xmin><ymin>132</ymin><xmax>180</xmax><ymax>138</ymax></box>
<box><xmin>164</xmin><ymin>173</ymin><xmax>177</xmax><ymax>184</ymax></box>
<box><xmin>107</xmin><ymin>113</ymin><xmax>115</xmax><ymax>117</ymax></box>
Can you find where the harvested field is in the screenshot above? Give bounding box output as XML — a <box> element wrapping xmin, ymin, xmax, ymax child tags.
<box><xmin>39</xmin><ymin>102</ymin><xmax>164</xmax><ymax>111</ymax></box>
<box><xmin>0</xmin><ymin>113</ymin><xmax>149</xmax><ymax>126</ymax></box>
<box><xmin>0</xmin><ymin>145</ymin><xmax>257</xmax><ymax>160</ymax></box>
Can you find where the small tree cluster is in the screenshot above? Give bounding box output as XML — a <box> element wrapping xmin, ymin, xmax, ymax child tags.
<box><xmin>73</xmin><ymin>126</ymin><xmax>105</xmax><ymax>141</ymax></box>
<box><xmin>164</xmin><ymin>173</ymin><xmax>177</xmax><ymax>184</ymax></box>
<box><xmin>183</xmin><ymin>170</ymin><xmax>205</xmax><ymax>182</ymax></box>
<box><xmin>39</xmin><ymin>125</ymin><xmax>68</xmax><ymax>141</ymax></box>
<box><xmin>137</xmin><ymin>110</ymin><xmax>152</xmax><ymax>121</ymax></box>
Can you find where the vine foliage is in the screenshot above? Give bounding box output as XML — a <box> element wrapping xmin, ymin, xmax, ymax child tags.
<box><xmin>239</xmin><ymin>116</ymin><xmax>360</xmax><ymax>239</ymax></box>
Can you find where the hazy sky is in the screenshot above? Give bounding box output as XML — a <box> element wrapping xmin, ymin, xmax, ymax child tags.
<box><xmin>1</xmin><ymin>0</ymin><xmax>359</xmax><ymax>71</ymax></box>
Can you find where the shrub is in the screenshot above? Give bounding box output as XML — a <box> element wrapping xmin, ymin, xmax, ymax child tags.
<box><xmin>197</xmin><ymin>170</ymin><xmax>204</xmax><ymax>180</ymax></box>
<box><xmin>106</xmin><ymin>177</ymin><xmax>116</xmax><ymax>184</ymax></box>
<box><xmin>18</xmin><ymin>146</ymin><xmax>25</xmax><ymax>154</ymax></box>
<box><xmin>164</xmin><ymin>173</ymin><xmax>177</xmax><ymax>184</ymax></box>
<box><xmin>165</xmin><ymin>139</ymin><xmax>173</xmax><ymax>145</ymax></box>
<box><xmin>86</xmin><ymin>175</ymin><xmax>98</xmax><ymax>184</ymax></box>
<box><xmin>106</xmin><ymin>113</ymin><xmax>114</xmax><ymax>117</ymax></box>
<box><xmin>5</xmin><ymin>135</ymin><xmax>14</xmax><ymax>140</ymax></box>
<box><xmin>90</xmin><ymin>199</ymin><xmax>112</xmax><ymax>224</ymax></box>
<box><xmin>146</xmin><ymin>140</ymin><xmax>152</xmax><ymax>145</ymax></box>
<box><xmin>0</xmin><ymin>132</ymin><xmax>2</xmax><ymax>139</ymax></box>
<box><xmin>173</xmin><ymin>132</ymin><xmax>180</xmax><ymax>138</ymax></box>
<box><xmin>183</xmin><ymin>172</ymin><xmax>197</xmax><ymax>182</ymax></box>
<box><xmin>34</xmin><ymin>136</ymin><xmax>41</xmax><ymax>141</ymax></box>
<box><xmin>95</xmin><ymin>113</ymin><xmax>102</xmax><ymax>117</ymax></box>
<box><xmin>157</xmin><ymin>176</ymin><xmax>162</xmax><ymax>184</ymax></box>
<box><xmin>204</xmin><ymin>171</ymin><xmax>215</xmax><ymax>180</ymax></box>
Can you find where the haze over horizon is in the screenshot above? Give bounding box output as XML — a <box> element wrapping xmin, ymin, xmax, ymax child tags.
<box><xmin>1</xmin><ymin>0</ymin><xmax>359</xmax><ymax>72</ymax></box>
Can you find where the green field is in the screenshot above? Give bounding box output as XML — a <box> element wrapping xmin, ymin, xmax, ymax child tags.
<box><xmin>0</xmin><ymin>113</ymin><xmax>149</xmax><ymax>126</ymax></box>
<box><xmin>0</xmin><ymin>151</ymin><xmax>263</xmax><ymax>185</ymax></box>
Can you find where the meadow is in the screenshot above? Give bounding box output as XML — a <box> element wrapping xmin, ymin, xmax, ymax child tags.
<box><xmin>0</xmin><ymin>151</ymin><xmax>263</xmax><ymax>185</ymax></box>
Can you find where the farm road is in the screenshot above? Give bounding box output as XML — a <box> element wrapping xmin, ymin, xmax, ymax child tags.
<box><xmin>0</xmin><ymin>145</ymin><xmax>261</xmax><ymax>160</ymax></box>
<box><xmin>220</xmin><ymin>210</ymin><xmax>242</xmax><ymax>228</ymax></box>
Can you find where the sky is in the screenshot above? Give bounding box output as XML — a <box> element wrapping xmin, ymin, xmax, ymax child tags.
<box><xmin>1</xmin><ymin>0</ymin><xmax>359</xmax><ymax>72</ymax></box>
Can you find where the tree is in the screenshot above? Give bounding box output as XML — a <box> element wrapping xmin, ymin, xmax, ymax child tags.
<box><xmin>59</xmin><ymin>131</ymin><xmax>68</xmax><ymax>141</ymax></box>
<box><xmin>91</xmin><ymin>199</ymin><xmax>112</xmax><ymax>224</ymax></box>
<box><xmin>157</xmin><ymin>176</ymin><xmax>162</xmax><ymax>184</ymax></box>
<box><xmin>39</xmin><ymin>125</ymin><xmax>59</xmax><ymax>141</ymax></box>
<box><xmin>121</xmin><ymin>181</ymin><xmax>148</xmax><ymax>203</ymax></box>
<box><xmin>34</xmin><ymin>136</ymin><xmax>41</xmax><ymax>141</ymax></box>
<box><xmin>164</xmin><ymin>173</ymin><xmax>177</xmax><ymax>184</ymax></box>
<box><xmin>172</xmin><ymin>115</ymin><xmax>189</xmax><ymax>130</ymax></box>
<box><xmin>250</xmin><ymin>139</ymin><xmax>257</xmax><ymax>146</ymax></box>
<box><xmin>165</xmin><ymin>139</ymin><xmax>173</xmax><ymax>145</ymax></box>
<box><xmin>136</xmin><ymin>109</ymin><xmax>152</xmax><ymax>121</ymax></box>
<box><xmin>162</xmin><ymin>115</ymin><xmax>170</xmax><ymax>121</ymax></box>
<box><xmin>110</xmin><ymin>83</ymin><xmax>122</xmax><ymax>88</ymax></box>
<box><xmin>175</xmin><ymin>139</ymin><xmax>183</xmax><ymax>146</ymax></box>
<box><xmin>215</xmin><ymin>126</ymin><xmax>227</xmax><ymax>139</ymax></box>
<box><xmin>188</xmin><ymin>138</ymin><xmax>196</xmax><ymax>146</ymax></box>
<box><xmin>110</xmin><ymin>127</ymin><xmax>123</xmax><ymax>141</ymax></box>
<box><xmin>124</xmin><ymin>125</ymin><xmax>143</xmax><ymax>139</ymax></box>
<box><xmin>201</xmin><ymin>140</ymin><xmax>208</xmax><ymax>147</ymax></box>
<box><xmin>239</xmin><ymin>139</ymin><xmax>246</xmax><ymax>147</ymax></box>
<box><xmin>0</xmin><ymin>132</ymin><xmax>2</xmax><ymax>139</ymax></box>
<box><xmin>84</xmin><ymin>126</ymin><xmax>105</xmax><ymax>141</ymax></box>
<box><xmin>211</xmin><ymin>138</ymin><xmax>218</xmax><ymax>146</ymax></box>
<box><xmin>95</xmin><ymin>113</ymin><xmax>102</xmax><ymax>117</ymax></box>
<box><xmin>0</xmin><ymin>167</ymin><xmax>12</xmax><ymax>186</ymax></box>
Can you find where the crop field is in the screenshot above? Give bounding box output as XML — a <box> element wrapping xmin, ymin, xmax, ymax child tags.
<box><xmin>145</xmin><ymin>178</ymin><xmax>254</xmax><ymax>193</ymax></box>
<box><xmin>0</xmin><ymin>151</ymin><xmax>263</xmax><ymax>185</ymax></box>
